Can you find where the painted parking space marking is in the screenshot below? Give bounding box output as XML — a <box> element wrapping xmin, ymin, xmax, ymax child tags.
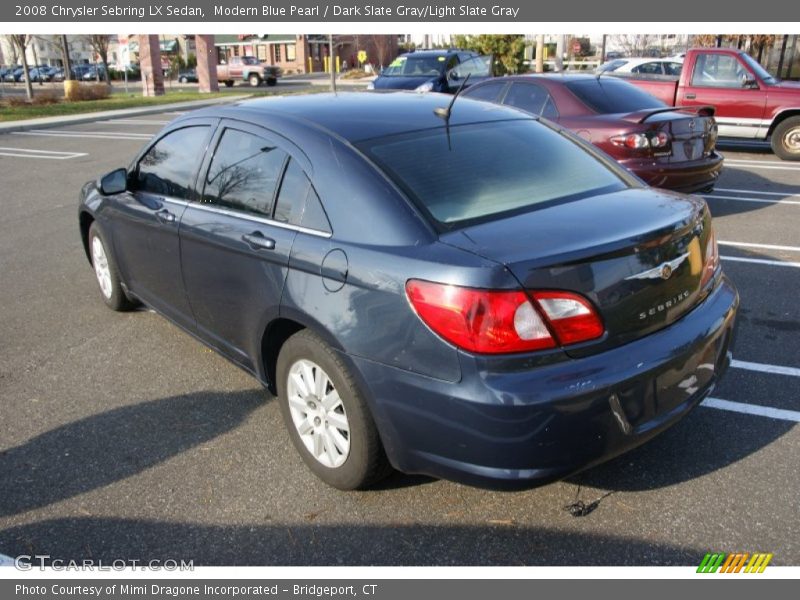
<box><xmin>13</xmin><ymin>130</ymin><xmax>151</xmax><ymax>141</ymax></box>
<box><xmin>731</xmin><ymin>360</ymin><xmax>800</xmax><ymax>378</ymax></box>
<box><xmin>0</xmin><ymin>147</ymin><xmax>87</xmax><ymax>160</ymax></box>
<box><xmin>705</xmin><ymin>195</ymin><xmax>800</xmax><ymax>206</ymax></box>
<box><xmin>714</xmin><ymin>188</ymin><xmax>800</xmax><ymax>197</ymax></box>
<box><xmin>702</xmin><ymin>397</ymin><xmax>800</xmax><ymax>423</ymax></box>
<box><xmin>721</xmin><ymin>256</ymin><xmax>800</xmax><ymax>268</ymax></box>
<box><xmin>106</xmin><ymin>119</ymin><xmax>170</xmax><ymax>125</ymax></box>
<box><xmin>718</xmin><ymin>241</ymin><xmax>800</xmax><ymax>253</ymax></box>
<box><xmin>725</xmin><ymin>159</ymin><xmax>800</xmax><ymax>172</ymax></box>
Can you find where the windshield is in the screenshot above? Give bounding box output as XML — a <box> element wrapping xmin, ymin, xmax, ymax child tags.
<box><xmin>740</xmin><ymin>52</ymin><xmax>778</xmax><ymax>84</ymax></box>
<box><xmin>381</xmin><ymin>55</ymin><xmax>446</xmax><ymax>77</ymax></box>
<box><xmin>565</xmin><ymin>78</ymin><xmax>666</xmax><ymax>114</ymax></box>
<box><xmin>358</xmin><ymin>120</ymin><xmax>626</xmax><ymax>228</ymax></box>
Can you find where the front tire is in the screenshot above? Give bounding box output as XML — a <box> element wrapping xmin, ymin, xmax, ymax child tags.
<box><xmin>248</xmin><ymin>74</ymin><xmax>261</xmax><ymax>87</ymax></box>
<box><xmin>276</xmin><ymin>330</ymin><xmax>392</xmax><ymax>490</ymax></box>
<box><xmin>88</xmin><ymin>223</ymin><xmax>136</xmax><ymax>311</ymax></box>
<box><xmin>771</xmin><ymin>116</ymin><xmax>800</xmax><ymax>161</ymax></box>
<box><xmin>179</xmin><ymin>76</ymin><xmax>188</xmax><ymax>83</ymax></box>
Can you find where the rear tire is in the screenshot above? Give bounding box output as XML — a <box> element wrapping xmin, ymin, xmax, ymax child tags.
<box><xmin>88</xmin><ymin>223</ymin><xmax>136</xmax><ymax>312</ymax></box>
<box><xmin>276</xmin><ymin>330</ymin><xmax>392</xmax><ymax>490</ymax></box>
<box><xmin>224</xmin><ymin>80</ymin><xmax>234</xmax><ymax>88</ymax></box>
<box><xmin>266</xmin><ymin>78</ymin><xmax>277</xmax><ymax>87</ymax></box>
<box><xmin>771</xmin><ymin>116</ymin><xmax>800</xmax><ymax>161</ymax></box>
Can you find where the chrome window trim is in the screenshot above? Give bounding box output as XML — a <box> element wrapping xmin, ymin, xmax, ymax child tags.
<box><xmin>184</xmin><ymin>199</ymin><xmax>332</xmax><ymax>239</ymax></box>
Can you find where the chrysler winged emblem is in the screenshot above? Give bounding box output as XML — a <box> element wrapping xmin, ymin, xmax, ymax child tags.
<box><xmin>626</xmin><ymin>252</ymin><xmax>690</xmax><ymax>281</ymax></box>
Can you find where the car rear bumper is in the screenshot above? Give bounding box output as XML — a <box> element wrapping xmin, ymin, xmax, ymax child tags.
<box><xmin>346</xmin><ymin>274</ymin><xmax>738</xmax><ymax>489</ymax></box>
<box><xmin>621</xmin><ymin>152</ymin><xmax>724</xmax><ymax>193</ymax></box>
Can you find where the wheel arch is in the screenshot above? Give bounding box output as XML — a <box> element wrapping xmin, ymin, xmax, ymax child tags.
<box><xmin>79</xmin><ymin>210</ymin><xmax>95</xmax><ymax>264</ymax></box>
<box><xmin>767</xmin><ymin>109</ymin><xmax>800</xmax><ymax>137</ymax></box>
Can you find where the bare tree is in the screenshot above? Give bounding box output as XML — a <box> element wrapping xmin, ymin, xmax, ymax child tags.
<box><xmin>84</xmin><ymin>34</ymin><xmax>111</xmax><ymax>83</ymax></box>
<box><xmin>613</xmin><ymin>34</ymin><xmax>656</xmax><ymax>57</ymax></box>
<box><xmin>370</xmin><ymin>35</ymin><xmax>391</xmax><ymax>70</ymax></box>
<box><xmin>8</xmin><ymin>35</ymin><xmax>33</xmax><ymax>100</ymax></box>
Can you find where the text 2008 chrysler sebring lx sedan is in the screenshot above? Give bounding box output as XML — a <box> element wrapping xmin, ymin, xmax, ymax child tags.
<box><xmin>79</xmin><ymin>92</ymin><xmax>738</xmax><ymax>490</ymax></box>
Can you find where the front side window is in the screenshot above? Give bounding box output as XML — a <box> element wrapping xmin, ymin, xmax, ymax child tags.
<box><xmin>631</xmin><ymin>62</ymin><xmax>664</xmax><ymax>75</ymax></box>
<box><xmin>359</xmin><ymin>120</ymin><xmax>625</xmax><ymax>228</ymax></box>
<box><xmin>135</xmin><ymin>126</ymin><xmax>210</xmax><ymax>199</ymax></box>
<box><xmin>692</xmin><ymin>54</ymin><xmax>749</xmax><ymax>87</ymax></box>
<box><xmin>202</xmin><ymin>128</ymin><xmax>287</xmax><ymax>217</ymax></box>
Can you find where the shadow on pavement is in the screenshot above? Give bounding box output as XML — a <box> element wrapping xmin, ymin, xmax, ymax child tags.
<box><xmin>0</xmin><ymin>390</ymin><xmax>264</xmax><ymax>518</ymax></box>
<box><xmin>0</xmin><ymin>516</ymin><xmax>700</xmax><ymax>565</ymax></box>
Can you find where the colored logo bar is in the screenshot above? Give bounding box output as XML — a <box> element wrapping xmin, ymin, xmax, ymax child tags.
<box><xmin>697</xmin><ymin>552</ymin><xmax>773</xmax><ymax>573</ymax></box>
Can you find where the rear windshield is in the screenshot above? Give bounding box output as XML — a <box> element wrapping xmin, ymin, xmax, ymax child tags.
<box><xmin>358</xmin><ymin>120</ymin><xmax>626</xmax><ymax>228</ymax></box>
<box><xmin>565</xmin><ymin>78</ymin><xmax>666</xmax><ymax>114</ymax></box>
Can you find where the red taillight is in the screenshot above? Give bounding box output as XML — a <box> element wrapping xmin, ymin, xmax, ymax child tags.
<box><xmin>405</xmin><ymin>280</ymin><xmax>604</xmax><ymax>355</ymax></box>
<box><xmin>610</xmin><ymin>131</ymin><xmax>671</xmax><ymax>151</ymax></box>
<box><xmin>701</xmin><ymin>228</ymin><xmax>719</xmax><ymax>288</ymax></box>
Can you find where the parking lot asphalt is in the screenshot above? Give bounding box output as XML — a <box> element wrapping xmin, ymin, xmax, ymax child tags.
<box><xmin>0</xmin><ymin>110</ymin><xmax>797</xmax><ymax>566</ymax></box>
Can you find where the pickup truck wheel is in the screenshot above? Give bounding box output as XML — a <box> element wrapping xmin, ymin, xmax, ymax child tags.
<box><xmin>179</xmin><ymin>76</ymin><xmax>188</xmax><ymax>83</ymax></box>
<box><xmin>88</xmin><ymin>223</ymin><xmax>137</xmax><ymax>312</ymax></box>
<box><xmin>224</xmin><ymin>80</ymin><xmax>234</xmax><ymax>88</ymax></box>
<box><xmin>276</xmin><ymin>330</ymin><xmax>392</xmax><ymax>490</ymax></box>
<box><xmin>248</xmin><ymin>74</ymin><xmax>261</xmax><ymax>87</ymax></box>
<box><xmin>266</xmin><ymin>78</ymin><xmax>277</xmax><ymax>87</ymax></box>
<box><xmin>771</xmin><ymin>116</ymin><xmax>800</xmax><ymax>161</ymax></box>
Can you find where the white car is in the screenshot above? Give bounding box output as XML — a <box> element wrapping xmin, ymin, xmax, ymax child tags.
<box><xmin>596</xmin><ymin>57</ymin><xmax>684</xmax><ymax>76</ymax></box>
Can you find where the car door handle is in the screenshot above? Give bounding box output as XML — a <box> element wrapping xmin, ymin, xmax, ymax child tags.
<box><xmin>155</xmin><ymin>209</ymin><xmax>176</xmax><ymax>224</ymax></box>
<box><xmin>685</xmin><ymin>93</ymin><xmax>696</xmax><ymax>99</ymax></box>
<box><xmin>242</xmin><ymin>232</ymin><xmax>276</xmax><ymax>251</ymax></box>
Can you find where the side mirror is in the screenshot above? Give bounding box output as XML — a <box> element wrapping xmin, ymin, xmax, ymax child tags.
<box><xmin>100</xmin><ymin>168</ymin><xmax>128</xmax><ymax>195</ymax></box>
<box><xmin>448</xmin><ymin>70</ymin><xmax>459</xmax><ymax>81</ymax></box>
<box><xmin>741</xmin><ymin>73</ymin><xmax>757</xmax><ymax>88</ymax></box>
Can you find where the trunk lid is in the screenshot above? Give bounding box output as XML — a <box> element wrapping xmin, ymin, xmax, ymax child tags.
<box><xmin>439</xmin><ymin>188</ymin><xmax>712</xmax><ymax>357</ymax></box>
<box><xmin>642</xmin><ymin>109</ymin><xmax>718</xmax><ymax>163</ymax></box>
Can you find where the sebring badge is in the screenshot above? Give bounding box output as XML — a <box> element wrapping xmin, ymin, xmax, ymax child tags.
<box><xmin>626</xmin><ymin>252</ymin><xmax>690</xmax><ymax>281</ymax></box>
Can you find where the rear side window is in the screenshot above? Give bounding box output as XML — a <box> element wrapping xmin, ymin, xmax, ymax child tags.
<box><xmin>564</xmin><ymin>78</ymin><xmax>665</xmax><ymax>114</ymax></box>
<box><xmin>202</xmin><ymin>128</ymin><xmax>287</xmax><ymax>217</ymax></box>
<box><xmin>136</xmin><ymin>126</ymin><xmax>209</xmax><ymax>199</ymax></box>
<box><xmin>274</xmin><ymin>159</ymin><xmax>332</xmax><ymax>234</ymax></box>
<box><xmin>665</xmin><ymin>62</ymin><xmax>683</xmax><ymax>76</ymax></box>
<box><xmin>358</xmin><ymin>120</ymin><xmax>625</xmax><ymax>228</ymax></box>
<box><xmin>504</xmin><ymin>82</ymin><xmax>556</xmax><ymax>118</ymax></box>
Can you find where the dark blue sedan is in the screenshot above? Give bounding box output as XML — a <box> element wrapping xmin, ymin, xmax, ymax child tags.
<box><xmin>78</xmin><ymin>92</ymin><xmax>738</xmax><ymax>490</ymax></box>
<box><xmin>368</xmin><ymin>49</ymin><xmax>492</xmax><ymax>93</ymax></box>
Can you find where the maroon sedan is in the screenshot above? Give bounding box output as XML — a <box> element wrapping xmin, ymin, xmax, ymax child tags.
<box><xmin>462</xmin><ymin>74</ymin><xmax>723</xmax><ymax>193</ymax></box>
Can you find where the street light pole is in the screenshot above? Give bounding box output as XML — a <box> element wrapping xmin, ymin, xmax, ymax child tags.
<box><xmin>329</xmin><ymin>34</ymin><xmax>336</xmax><ymax>93</ymax></box>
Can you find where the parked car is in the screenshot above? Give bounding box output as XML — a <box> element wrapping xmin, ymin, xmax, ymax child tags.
<box><xmin>70</xmin><ymin>64</ymin><xmax>93</xmax><ymax>79</ymax></box>
<box><xmin>3</xmin><ymin>67</ymin><xmax>25</xmax><ymax>82</ymax></box>
<box><xmin>596</xmin><ymin>57</ymin><xmax>683</xmax><ymax>76</ymax></box>
<box><xmin>28</xmin><ymin>66</ymin><xmax>55</xmax><ymax>82</ymax></box>
<box><xmin>367</xmin><ymin>49</ymin><xmax>492</xmax><ymax>92</ymax></box>
<box><xmin>617</xmin><ymin>47</ymin><xmax>800</xmax><ymax>160</ymax></box>
<box><xmin>463</xmin><ymin>74</ymin><xmax>723</xmax><ymax>193</ymax></box>
<box><xmin>81</xmin><ymin>65</ymin><xmax>107</xmax><ymax>81</ymax></box>
<box><xmin>79</xmin><ymin>92</ymin><xmax>738</xmax><ymax>490</ymax></box>
<box><xmin>217</xmin><ymin>56</ymin><xmax>279</xmax><ymax>87</ymax></box>
<box><xmin>178</xmin><ymin>68</ymin><xmax>198</xmax><ymax>83</ymax></box>
<box><xmin>605</xmin><ymin>51</ymin><xmax>626</xmax><ymax>60</ymax></box>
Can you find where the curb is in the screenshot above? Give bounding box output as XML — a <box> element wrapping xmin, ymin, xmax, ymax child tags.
<box><xmin>0</xmin><ymin>95</ymin><xmax>250</xmax><ymax>134</ymax></box>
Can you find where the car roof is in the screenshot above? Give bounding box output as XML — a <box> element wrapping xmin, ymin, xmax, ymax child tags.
<box><xmin>188</xmin><ymin>91</ymin><xmax>531</xmax><ymax>142</ymax></box>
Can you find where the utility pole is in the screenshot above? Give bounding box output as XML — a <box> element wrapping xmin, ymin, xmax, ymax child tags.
<box><xmin>600</xmin><ymin>34</ymin><xmax>607</xmax><ymax>62</ymax></box>
<box><xmin>61</xmin><ymin>35</ymin><xmax>74</xmax><ymax>79</ymax></box>
<box><xmin>555</xmin><ymin>35</ymin><xmax>564</xmax><ymax>71</ymax></box>
<box><xmin>329</xmin><ymin>33</ymin><xmax>336</xmax><ymax>92</ymax></box>
<box><xmin>535</xmin><ymin>35</ymin><xmax>544</xmax><ymax>73</ymax></box>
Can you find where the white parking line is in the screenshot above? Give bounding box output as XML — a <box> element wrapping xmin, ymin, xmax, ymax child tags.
<box><xmin>107</xmin><ymin>119</ymin><xmax>170</xmax><ymax>125</ymax></box>
<box><xmin>718</xmin><ymin>241</ymin><xmax>800</xmax><ymax>253</ymax></box>
<box><xmin>725</xmin><ymin>159</ymin><xmax>800</xmax><ymax>172</ymax></box>
<box><xmin>13</xmin><ymin>130</ymin><xmax>151</xmax><ymax>141</ymax></box>
<box><xmin>702</xmin><ymin>397</ymin><xmax>800</xmax><ymax>423</ymax></box>
<box><xmin>705</xmin><ymin>195</ymin><xmax>800</xmax><ymax>206</ymax></box>
<box><xmin>721</xmin><ymin>256</ymin><xmax>800</xmax><ymax>268</ymax></box>
<box><xmin>714</xmin><ymin>188</ymin><xmax>800</xmax><ymax>198</ymax></box>
<box><xmin>732</xmin><ymin>359</ymin><xmax>800</xmax><ymax>378</ymax></box>
<box><xmin>0</xmin><ymin>147</ymin><xmax>87</xmax><ymax>160</ymax></box>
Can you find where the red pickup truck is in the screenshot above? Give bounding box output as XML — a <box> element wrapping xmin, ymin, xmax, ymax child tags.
<box><xmin>618</xmin><ymin>48</ymin><xmax>800</xmax><ymax>160</ymax></box>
